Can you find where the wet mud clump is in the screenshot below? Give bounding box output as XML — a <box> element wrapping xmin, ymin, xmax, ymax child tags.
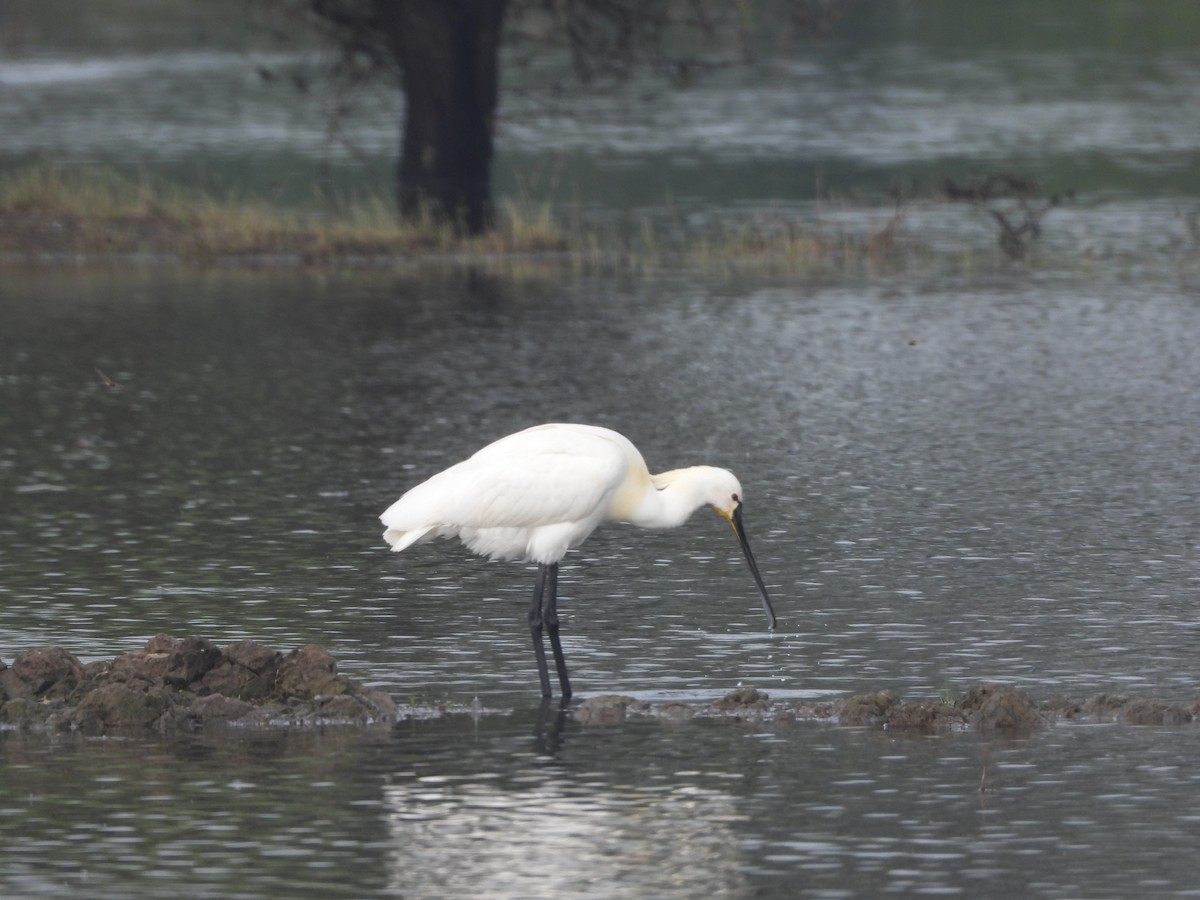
<box><xmin>954</xmin><ymin>683</ymin><xmax>1044</xmax><ymax>733</ymax></box>
<box><xmin>836</xmin><ymin>689</ymin><xmax>968</xmax><ymax>732</ymax></box>
<box><xmin>572</xmin><ymin>683</ymin><xmax>1200</xmax><ymax>734</ymax></box>
<box><xmin>0</xmin><ymin>635</ymin><xmax>397</xmax><ymax>733</ymax></box>
<box><xmin>7</xmin><ymin>642</ymin><xmax>1198</xmax><ymax>737</ymax></box>
<box><xmin>1075</xmin><ymin>693</ymin><xmax>1197</xmax><ymax>725</ymax></box>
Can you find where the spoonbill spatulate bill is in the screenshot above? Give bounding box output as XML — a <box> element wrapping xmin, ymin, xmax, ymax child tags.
<box><xmin>380</xmin><ymin>423</ymin><xmax>777</xmax><ymax>699</ymax></box>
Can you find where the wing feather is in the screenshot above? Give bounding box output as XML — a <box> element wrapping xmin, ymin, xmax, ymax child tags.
<box><xmin>381</xmin><ymin>424</ymin><xmax>631</xmax><ymax>534</ymax></box>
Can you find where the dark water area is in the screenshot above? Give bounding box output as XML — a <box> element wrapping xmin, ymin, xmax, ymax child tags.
<box><xmin>4</xmin><ymin>267</ymin><xmax>1199</xmax><ymax>704</ymax></box>
<box><xmin>3</xmin><ymin>265</ymin><xmax>1200</xmax><ymax>895</ymax></box>
<box><xmin>3</xmin><ymin>708</ymin><xmax>1200</xmax><ymax>898</ymax></box>
<box><xmin>4</xmin><ymin>0</ymin><xmax>1200</xmax><ymax>896</ymax></box>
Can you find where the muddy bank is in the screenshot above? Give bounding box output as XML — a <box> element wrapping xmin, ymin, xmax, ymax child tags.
<box><xmin>5</xmin><ymin>638</ymin><xmax>1199</xmax><ymax>735</ymax></box>
<box><xmin>573</xmin><ymin>683</ymin><xmax>1200</xmax><ymax>734</ymax></box>
<box><xmin>0</xmin><ymin>635</ymin><xmax>397</xmax><ymax>733</ymax></box>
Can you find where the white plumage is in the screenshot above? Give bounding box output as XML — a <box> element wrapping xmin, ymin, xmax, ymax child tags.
<box><xmin>383</xmin><ymin>424</ymin><xmax>632</xmax><ymax>563</ymax></box>
<box><xmin>380</xmin><ymin>423</ymin><xmax>776</xmax><ymax>698</ymax></box>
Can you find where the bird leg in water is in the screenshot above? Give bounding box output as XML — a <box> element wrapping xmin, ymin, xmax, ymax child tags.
<box><xmin>542</xmin><ymin>563</ymin><xmax>572</xmax><ymax>699</ymax></box>
<box><xmin>529</xmin><ymin>563</ymin><xmax>572</xmax><ymax>699</ymax></box>
<box><xmin>529</xmin><ymin>565</ymin><xmax>552</xmax><ymax>697</ymax></box>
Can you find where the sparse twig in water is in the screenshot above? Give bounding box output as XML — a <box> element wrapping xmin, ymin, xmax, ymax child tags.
<box><xmin>944</xmin><ymin>172</ymin><xmax>1073</xmax><ymax>261</ymax></box>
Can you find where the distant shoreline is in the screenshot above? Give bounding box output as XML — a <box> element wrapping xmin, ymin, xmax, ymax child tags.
<box><xmin>7</xmin><ymin>160</ymin><xmax>1196</xmax><ymax>277</ymax></box>
<box><xmin>0</xmin><ymin>160</ymin><xmax>989</xmax><ymax>274</ymax></box>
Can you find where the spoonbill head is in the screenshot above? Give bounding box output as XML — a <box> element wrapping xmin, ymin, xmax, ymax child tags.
<box><xmin>380</xmin><ymin>423</ymin><xmax>777</xmax><ymax>698</ymax></box>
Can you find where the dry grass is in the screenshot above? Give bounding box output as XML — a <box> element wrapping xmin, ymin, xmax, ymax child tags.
<box><xmin>0</xmin><ymin>160</ymin><xmax>934</xmax><ymax>272</ymax></box>
<box><xmin>0</xmin><ymin>161</ymin><xmax>487</xmax><ymax>261</ymax></box>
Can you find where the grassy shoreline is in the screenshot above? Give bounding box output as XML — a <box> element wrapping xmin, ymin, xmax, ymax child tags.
<box><xmin>0</xmin><ymin>162</ymin><xmax>570</xmax><ymax>262</ymax></box>
<box><xmin>12</xmin><ymin>160</ymin><xmax>1179</xmax><ymax>278</ymax></box>
<box><xmin>0</xmin><ymin>161</ymin><xmax>895</xmax><ymax>272</ymax></box>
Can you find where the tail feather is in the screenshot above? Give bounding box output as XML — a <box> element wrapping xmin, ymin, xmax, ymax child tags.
<box><xmin>382</xmin><ymin>525</ymin><xmax>434</xmax><ymax>553</ymax></box>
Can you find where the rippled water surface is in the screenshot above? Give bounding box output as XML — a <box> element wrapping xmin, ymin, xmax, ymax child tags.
<box><xmin>3</xmin><ymin>266</ymin><xmax>1200</xmax><ymax>896</ymax></box>
<box><xmin>4</xmin><ymin>269</ymin><xmax>1199</xmax><ymax>702</ymax></box>
<box><xmin>4</xmin><ymin>1</ymin><xmax>1200</xmax><ymax>896</ymax></box>
<box><xmin>3</xmin><ymin>711</ymin><xmax>1200</xmax><ymax>898</ymax></box>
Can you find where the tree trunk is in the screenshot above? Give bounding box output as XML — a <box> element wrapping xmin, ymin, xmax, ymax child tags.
<box><xmin>374</xmin><ymin>0</ymin><xmax>507</xmax><ymax>236</ymax></box>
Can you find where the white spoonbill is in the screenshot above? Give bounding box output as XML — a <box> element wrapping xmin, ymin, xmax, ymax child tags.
<box><xmin>380</xmin><ymin>423</ymin><xmax>777</xmax><ymax>699</ymax></box>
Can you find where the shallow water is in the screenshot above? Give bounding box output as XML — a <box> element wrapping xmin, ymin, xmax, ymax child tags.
<box><xmin>4</xmin><ymin>267</ymin><xmax>1199</xmax><ymax>704</ymax></box>
<box><xmin>5</xmin><ymin>2</ymin><xmax>1200</xmax><ymax>896</ymax></box>
<box><xmin>4</xmin><ymin>261</ymin><xmax>1200</xmax><ymax>898</ymax></box>
<box><xmin>3</xmin><ymin>710</ymin><xmax>1200</xmax><ymax>898</ymax></box>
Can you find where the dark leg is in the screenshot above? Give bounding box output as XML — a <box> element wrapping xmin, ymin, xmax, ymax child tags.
<box><xmin>529</xmin><ymin>564</ymin><xmax>552</xmax><ymax>698</ymax></box>
<box><xmin>542</xmin><ymin>563</ymin><xmax>572</xmax><ymax>699</ymax></box>
<box><xmin>533</xmin><ymin>695</ymin><xmax>572</xmax><ymax>757</ymax></box>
